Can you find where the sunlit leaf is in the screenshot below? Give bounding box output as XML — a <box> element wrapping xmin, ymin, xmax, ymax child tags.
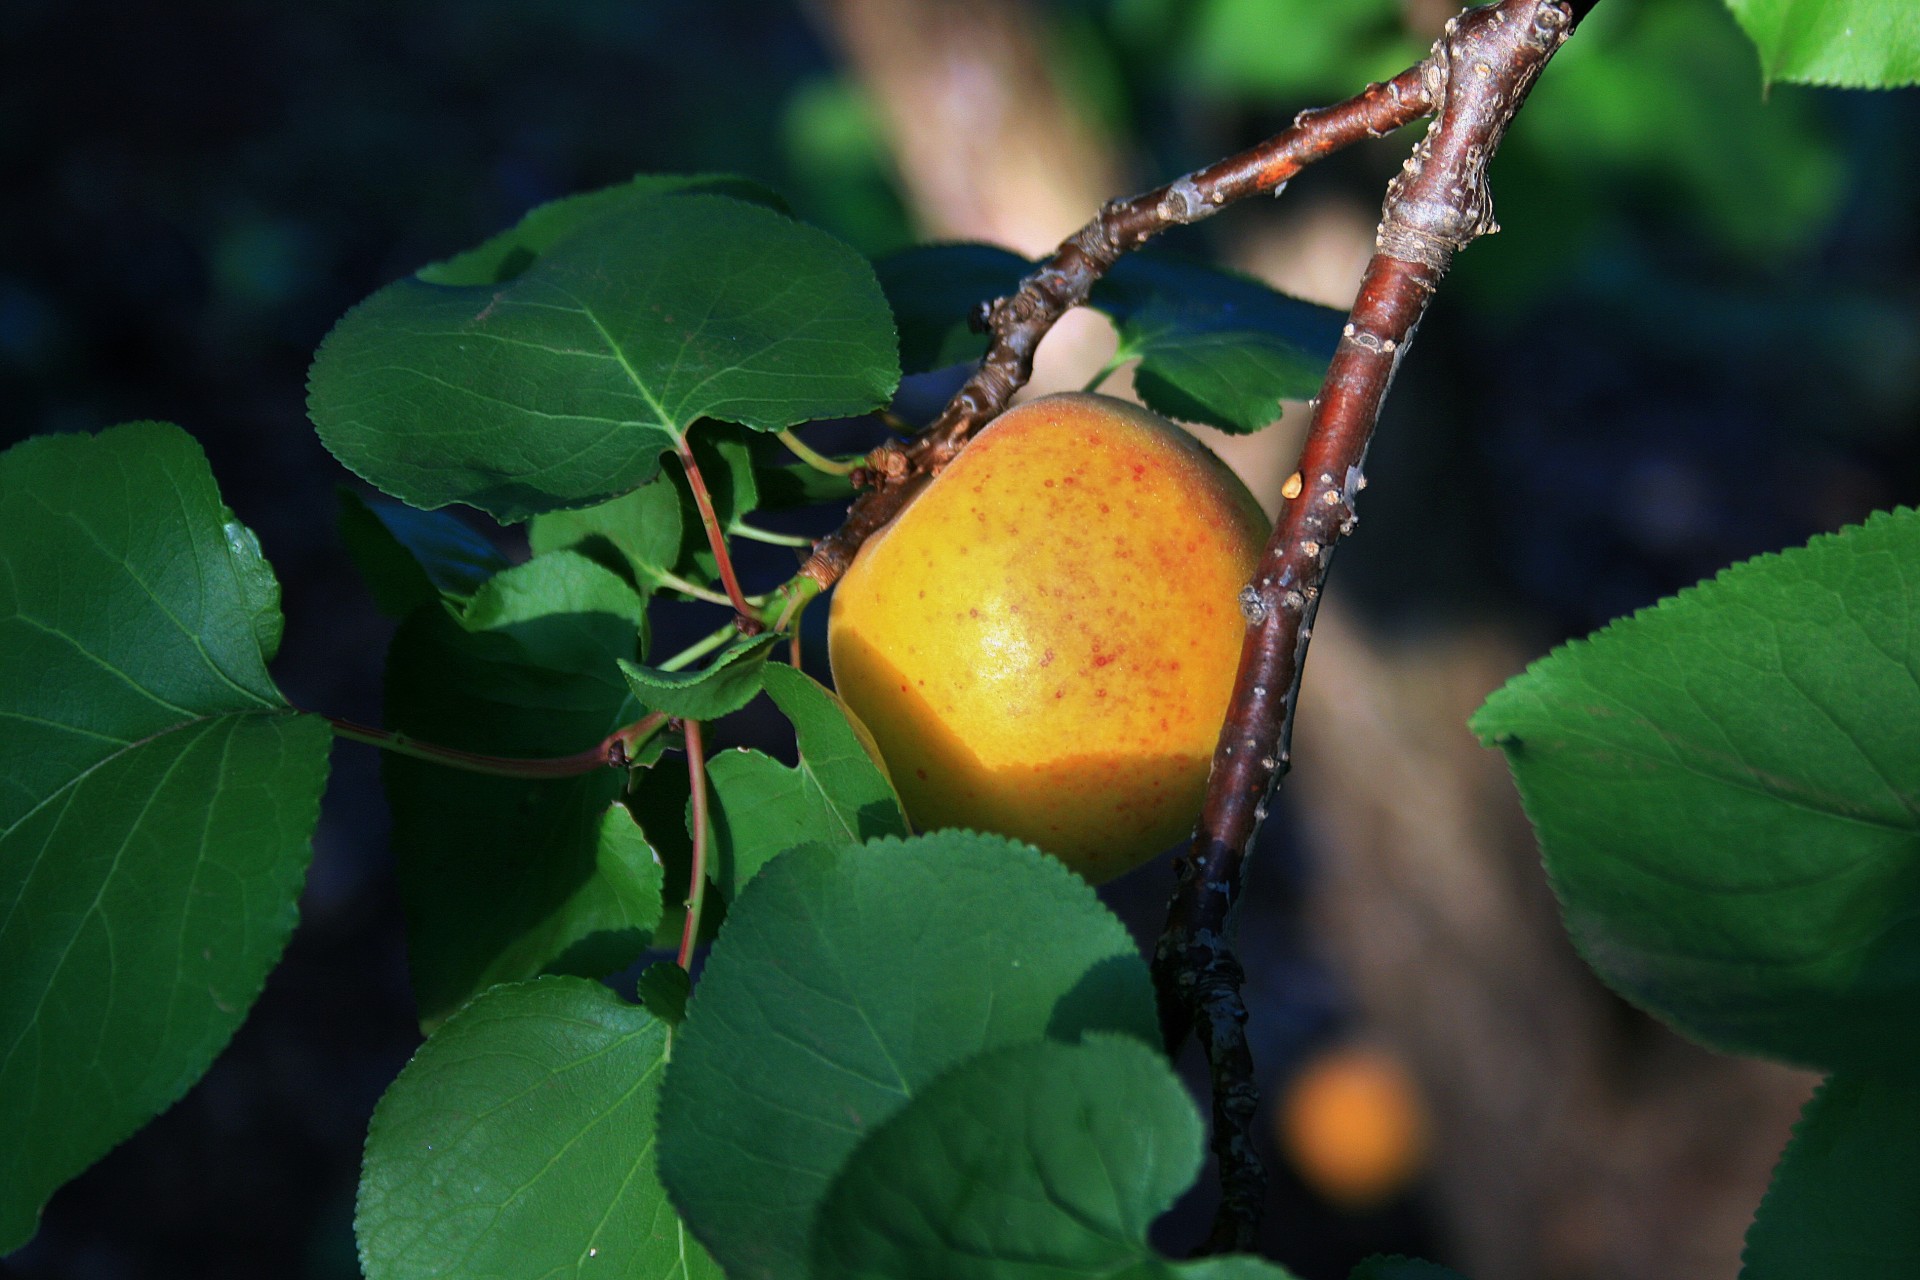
<box><xmin>310</xmin><ymin>193</ymin><xmax>899</xmax><ymax>521</ymax></box>
<box><xmin>618</xmin><ymin>634</ymin><xmax>781</xmax><ymax>722</ymax></box>
<box><xmin>1474</xmin><ymin>508</ymin><xmax>1920</xmax><ymax>1073</ymax></box>
<box><xmin>813</xmin><ymin>1037</ymin><xmax>1300</xmax><ymax>1280</ymax></box>
<box><xmin>704</xmin><ymin>663</ymin><xmax>906</xmax><ymax>895</ymax></box>
<box><xmin>1723</xmin><ymin>0</ymin><xmax>1920</xmax><ymax>88</ymax></box>
<box><xmin>0</xmin><ymin>423</ymin><xmax>330</xmax><ymax>1251</ymax></box>
<box><xmin>357</xmin><ymin>977</ymin><xmax>720</xmax><ymax>1280</ymax></box>
<box><xmin>657</xmin><ymin>832</ymin><xmax>1159</xmax><ymax>1280</ymax></box>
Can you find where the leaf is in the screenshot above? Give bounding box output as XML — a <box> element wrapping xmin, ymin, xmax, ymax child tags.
<box><xmin>0</xmin><ymin>423</ymin><xmax>331</xmax><ymax>1251</ymax></box>
<box><xmin>1472</xmin><ymin>508</ymin><xmax>1920</xmax><ymax>1073</ymax></box>
<box><xmin>357</xmin><ymin>976</ymin><xmax>721</xmax><ymax>1280</ymax></box>
<box><xmin>310</xmin><ymin>193</ymin><xmax>900</xmax><ymax>522</ymax></box>
<box><xmin>813</xmin><ymin>1036</ymin><xmax>1300</xmax><ymax>1280</ymax></box>
<box><xmin>656</xmin><ymin>831</ymin><xmax>1160</xmax><ymax>1280</ymax></box>
<box><xmin>1741</xmin><ymin>1073</ymin><xmax>1920</xmax><ymax>1278</ymax></box>
<box><xmin>704</xmin><ymin>663</ymin><xmax>907</xmax><ymax>895</ymax></box>
<box><xmin>528</xmin><ymin>477</ymin><xmax>683</xmax><ymax>603</ymax></box>
<box><xmin>1348</xmin><ymin>1258</ymin><xmax>1471</xmax><ymax>1280</ymax></box>
<box><xmin>338</xmin><ymin>489</ymin><xmax>511</xmax><ymax>617</ymax></box>
<box><xmin>635</xmin><ymin>961</ymin><xmax>691</xmax><ymax>1027</ymax></box>
<box><xmin>627</xmin><ymin>760</ymin><xmax>723</xmax><ymax>952</ymax></box>
<box><xmin>873</xmin><ymin>242</ymin><xmax>1030</xmax><ymax>373</ymax></box>
<box><xmin>1091</xmin><ymin>252</ymin><xmax>1346</xmax><ymax>433</ymax></box>
<box><xmin>384</xmin><ymin>551</ymin><xmax>658</xmax><ymax>1026</ymax></box>
<box><xmin>618</xmin><ymin>634</ymin><xmax>781</xmax><ymax>722</ymax></box>
<box><xmin>420</xmin><ymin>172</ymin><xmax>790</xmax><ymax>287</ymax></box>
<box><xmin>1723</xmin><ymin>0</ymin><xmax>1920</xmax><ymax>89</ymax></box>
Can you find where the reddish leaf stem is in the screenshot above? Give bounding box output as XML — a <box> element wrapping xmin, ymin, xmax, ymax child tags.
<box><xmin>675</xmin><ymin>438</ymin><xmax>762</xmax><ymax>634</ymax></box>
<box><xmin>1154</xmin><ymin>0</ymin><xmax>1589</xmax><ymax>1252</ymax></box>
<box><xmin>325</xmin><ymin>711</ymin><xmax>668</xmax><ymax>778</ymax></box>
<box><xmin>678</xmin><ymin>718</ymin><xmax>711</xmax><ymax>970</ymax></box>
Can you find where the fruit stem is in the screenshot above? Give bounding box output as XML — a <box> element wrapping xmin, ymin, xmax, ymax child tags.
<box><xmin>325</xmin><ymin>711</ymin><xmax>668</xmax><ymax>778</ymax></box>
<box><xmin>777</xmin><ymin>429</ymin><xmax>861</xmax><ymax>476</ymax></box>
<box><xmin>677</xmin><ymin>718</ymin><xmax>711</xmax><ymax>970</ymax></box>
<box><xmin>674</xmin><ymin>437</ymin><xmax>761</xmax><ymax>632</ymax></box>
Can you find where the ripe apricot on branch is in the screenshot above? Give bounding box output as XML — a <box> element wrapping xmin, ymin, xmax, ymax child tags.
<box><xmin>826</xmin><ymin>392</ymin><xmax>1269</xmax><ymax>883</ymax></box>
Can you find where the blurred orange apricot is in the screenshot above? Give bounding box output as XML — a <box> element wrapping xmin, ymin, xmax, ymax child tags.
<box><xmin>1277</xmin><ymin>1043</ymin><xmax>1430</xmax><ymax>1210</ymax></box>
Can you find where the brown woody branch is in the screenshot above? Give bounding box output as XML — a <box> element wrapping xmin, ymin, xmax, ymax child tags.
<box><xmin>1151</xmin><ymin>0</ymin><xmax>1590</xmax><ymax>1253</ymax></box>
<box><xmin>798</xmin><ymin>63</ymin><xmax>1435</xmax><ymax>588</ymax></box>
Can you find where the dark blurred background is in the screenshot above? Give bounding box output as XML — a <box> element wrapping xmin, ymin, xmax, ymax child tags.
<box><xmin>3</xmin><ymin>0</ymin><xmax>1916</xmax><ymax>1277</ymax></box>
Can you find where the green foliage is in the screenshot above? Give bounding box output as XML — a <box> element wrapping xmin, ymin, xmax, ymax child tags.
<box><xmin>382</xmin><ymin>551</ymin><xmax>659</xmax><ymax>1026</ymax></box>
<box><xmin>813</xmin><ymin>1036</ymin><xmax>1301</xmax><ymax>1280</ymax></box>
<box><xmin>656</xmin><ymin>832</ymin><xmax>1160</xmax><ymax>1280</ymax></box>
<box><xmin>1740</xmin><ymin>1073</ymin><xmax>1920</xmax><ymax>1278</ymax></box>
<box><xmin>1475</xmin><ymin>509</ymin><xmax>1920</xmax><ymax>1074</ymax></box>
<box><xmin>1723</xmin><ymin>0</ymin><xmax>1920</xmax><ymax>88</ymax></box>
<box><xmin>338</xmin><ymin>489</ymin><xmax>512</xmax><ymax>617</ymax></box>
<box><xmin>309</xmin><ymin>185</ymin><xmax>900</xmax><ymax>522</ymax></box>
<box><xmin>876</xmin><ymin>242</ymin><xmax>1346</xmax><ymax>431</ymax></box>
<box><xmin>704</xmin><ymin>664</ymin><xmax>908</xmax><ymax>896</ymax></box>
<box><xmin>618</xmin><ymin>634</ymin><xmax>783</xmax><ymax>721</ymax></box>
<box><xmin>0</xmin><ymin>424</ymin><xmax>331</xmax><ymax>1251</ymax></box>
<box><xmin>875</xmin><ymin>242</ymin><xmax>1030</xmax><ymax>373</ymax></box>
<box><xmin>1092</xmin><ymin>253</ymin><xmax>1344</xmax><ymax>431</ymax></box>
<box><xmin>357</xmin><ymin>976</ymin><xmax>720</xmax><ymax>1280</ymax></box>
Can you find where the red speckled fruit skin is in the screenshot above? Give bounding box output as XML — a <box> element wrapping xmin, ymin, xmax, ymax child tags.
<box><xmin>827</xmin><ymin>393</ymin><xmax>1270</xmax><ymax>882</ymax></box>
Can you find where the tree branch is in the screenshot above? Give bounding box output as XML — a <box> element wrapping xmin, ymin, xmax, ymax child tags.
<box><xmin>1150</xmin><ymin>0</ymin><xmax>1589</xmax><ymax>1253</ymax></box>
<box><xmin>798</xmin><ymin>63</ymin><xmax>1435</xmax><ymax>588</ymax></box>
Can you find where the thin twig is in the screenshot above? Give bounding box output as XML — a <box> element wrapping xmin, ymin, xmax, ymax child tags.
<box><xmin>675</xmin><ymin>437</ymin><xmax>762</xmax><ymax>633</ymax></box>
<box><xmin>1153</xmin><ymin>0</ymin><xmax>1591</xmax><ymax>1252</ymax></box>
<box><xmin>678</xmin><ymin>719</ymin><xmax>711</xmax><ymax>970</ymax></box>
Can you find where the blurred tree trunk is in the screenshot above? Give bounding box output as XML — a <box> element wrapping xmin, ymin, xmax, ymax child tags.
<box><xmin>810</xmin><ymin>3</ymin><xmax>1814</xmax><ymax>1278</ymax></box>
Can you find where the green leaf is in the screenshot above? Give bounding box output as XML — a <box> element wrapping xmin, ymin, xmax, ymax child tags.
<box><xmin>1723</xmin><ymin>0</ymin><xmax>1920</xmax><ymax>88</ymax></box>
<box><xmin>310</xmin><ymin>193</ymin><xmax>900</xmax><ymax>522</ymax></box>
<box><xmin>338</xmin><ymin>489</ymin><xmax>511</xmax><ymax>617</ymax></box>
<box><xmin>1091</xmin><ymin>253</ymin><xmax>1345</xmax><ymax>433</ymax></box>
<box><xmin>813</xmin><ymin>1036</ymin><xmax>1300</xmax><ymax>1280</ymax></box>
<box><xmin>357</xmin><ymin>976</ymin><xmax>720</xmax><ymax>1280</ymax></box>
<box><xmin>618</xmin><ymin>634</ymin><xmax>781</xmax><ymax>722</ymax></box>
<box><xmin>873</xmin><ymin>242</ymin><xmax>1030</xmax><ymax>373</ymax></box>
<box><xmin>384</xmin><ymin>552</ymin><xmax>658</xmax><ymax>1026</ymax></box>
<box><xmin>1348</xmin><ymin>1258</ymin><xmax>1471</xmax><ymax>1280</ymax></box>
<box><xmin>1741</xmin><ymin>1073</ymin><xmax>1920</xmax><ymax>1278</ymax></box>
<box><xmin>530</xmin><ymin>474</ymin><xmax>687</xmax><ymax>596</ymax></box>
<box><xmin>705</xmin><ymin>663</ymin><xmax>907</xmax><ymax>895</ymax></box>
<box><xmin>627</xmin><ymin>760</ymin><xmax>721</xmax><ymax>952</ymax></box>
<box><xmin>1472</xmin><ymin>508</ymin><xmax>1920</xmax><ymax>1073</ymax></box>
<box><xmin>0</xmin><ymin>423</ymin><xmax>331</xmax><ymax>1251</ymax></box>
<box><xmin>420</xmin><ymin>173</ymin><xmax>790</xmax><ymax>287</ymax></box>
<box><xmin>656</xmin><ymin>831</ymin><xmax>1160</xmax><ymax>1280</ymax></box>
<box><xmin>635</xmin><ymin>961</ymin><xmax>691</xmax><ymax>1027</ymax></box>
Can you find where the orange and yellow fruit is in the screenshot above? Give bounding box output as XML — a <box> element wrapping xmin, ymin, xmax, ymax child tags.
<box><xmin>1277</xmin><ymin>1044</ymin><xmax>1430</xmax><ymax>1209</ymax></box>
<box><xmin>827</xmin><ymin>392</ymin><xmax>1268</xmax><ymax>882</ymax></box>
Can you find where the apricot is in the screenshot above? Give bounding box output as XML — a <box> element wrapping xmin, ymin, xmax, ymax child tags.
<box><xmin>826</xmin><ymin>392</ymin><xmax>1269</xmax><ymax>882</ymax></box>
<box><xmin>1277</xmin><ymin>1044</ymin><xmax>1430</xmax><ymax>1210</ymax></box>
